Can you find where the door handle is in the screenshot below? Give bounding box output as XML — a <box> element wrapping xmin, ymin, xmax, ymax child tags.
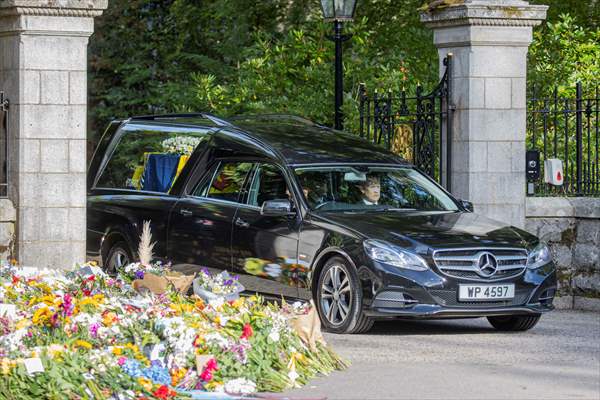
<box><xmin>235</xmin><ymin>217</ymin><xmax>250</xmax><ymax>228</ymax></box>
<box><xmin>180</xmin><ymin>208</ymin><xmax>193</xmax><ymax>217</ymax></box>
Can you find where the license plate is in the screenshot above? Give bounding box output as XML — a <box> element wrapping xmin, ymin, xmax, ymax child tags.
<box><xmin>458</xmin><ymin>284</ymin><xmax>515</xmax><ymax>301</ymax></box>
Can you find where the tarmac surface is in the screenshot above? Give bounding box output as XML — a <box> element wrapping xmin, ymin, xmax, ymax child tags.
<box><xmin>284</xmin><ymin>310</ymin><xmax>600</xmax><ymax>400</ymax></box>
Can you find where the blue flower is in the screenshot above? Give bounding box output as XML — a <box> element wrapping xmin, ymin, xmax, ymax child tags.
<box><xmin>141</xmin><ymin>362</ymin><xmax>171</xmax><ymax>385</ymax></box>
<box><xmin>135</xmin><ymin>270</ymin><xmax>145</xmax><ymax>279</ymax></box>
<box><xmin>121</xmin><ymin>359</ymin><xmax>143</xmax><ymax>378</ymax></box>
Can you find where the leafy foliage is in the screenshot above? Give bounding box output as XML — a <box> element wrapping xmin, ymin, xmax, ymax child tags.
<box><xmin>89</xmin><ymin>0</ymin><xmax>600</xmax><ymax>144</ymax></box>
<box><xmin>528</xmin><ymin>14</ymin><xmax>600</xmax><ymax>96</ymax></box>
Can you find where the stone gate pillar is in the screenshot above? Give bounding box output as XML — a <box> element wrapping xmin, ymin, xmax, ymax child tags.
<box><xmin>421</xmin><ymin>0</ymin><xmax>547</xmax><ymax>228</ymax></box>
<box><xmin>0</xmin><ymin>0</ymin><xmax>107</xmax><ymax>268</ymax></box>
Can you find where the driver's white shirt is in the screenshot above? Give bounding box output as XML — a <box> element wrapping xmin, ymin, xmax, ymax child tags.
<box><xmin>363</xmin><ymin>199</ymin><xmax>378</xmax><ymax>205</ymax></box>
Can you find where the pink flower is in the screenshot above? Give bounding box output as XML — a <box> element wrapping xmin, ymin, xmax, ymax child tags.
<box><xmin>200</xmin><ymin>369</ymin><xmax>213</xmax><ymax>382</ymax></box>
<box><xmin>205</xmin><ymin>358</ymin><xmax>218</xmax><ymax>371</ymax></box>
<box><xmin>117</xmin><ymin>356</ymin><xmax>126</xmax><ymax>366</ymax></box>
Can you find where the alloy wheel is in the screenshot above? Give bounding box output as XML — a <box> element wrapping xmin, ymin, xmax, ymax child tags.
<box><xmin>108</xmin><ymin>247</ymin><xmax>130</xmax><ymax>272</ymax></box>
<box><xmin>320</xmin><ymin>264</ymin><xmax>353</xmax><ymax>326</ymax></box>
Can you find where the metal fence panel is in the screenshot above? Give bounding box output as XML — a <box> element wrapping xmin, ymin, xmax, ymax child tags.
<box><xmin>527</xmin><ymin>83</ymin><xmax>599</xmax><ymax>196</ymax></box>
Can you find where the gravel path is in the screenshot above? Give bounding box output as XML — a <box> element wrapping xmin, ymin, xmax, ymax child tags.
<box><xmin>284</xmin><ymin>310</ymin><xmax>600</xmax><ymax>400</ymax></box>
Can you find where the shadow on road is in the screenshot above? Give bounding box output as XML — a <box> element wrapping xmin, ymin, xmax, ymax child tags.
<box><xmin>367</xmin><ymin>318</ymin><xmax>496</xmax><ymax>336</ymax></box>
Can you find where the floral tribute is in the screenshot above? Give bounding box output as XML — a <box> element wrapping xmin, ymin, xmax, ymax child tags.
<box><xmin>161</xmin><ymin>136</ymin><xmax>203</xmax><ymax>156</ymax></box>
<box><xmin>0</xmin><ymin>262</ymin><xmax>346</xmax><ymax>399</ymax></box>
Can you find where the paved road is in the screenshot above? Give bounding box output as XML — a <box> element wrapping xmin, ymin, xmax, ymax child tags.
<box><xmin>284</xmin><ymin>311</ymin><xmax>600</xmax><ymax>400</ymax></box>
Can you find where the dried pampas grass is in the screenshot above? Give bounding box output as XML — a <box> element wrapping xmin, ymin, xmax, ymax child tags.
<box><xmin>138</xmin><ymin>220</ymin><xmax>156</xmax><ymax>266</ymax></box>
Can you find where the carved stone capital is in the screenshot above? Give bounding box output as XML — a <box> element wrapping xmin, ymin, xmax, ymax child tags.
<box><xmin>0</xmin><ymin>0</ymin><xmax>107</xmax><ymax>18</ymax></box>
<box><xmin>421</xmin><ymin>1</ymin><xmax>548</xmax><ymax>29</ymax></box>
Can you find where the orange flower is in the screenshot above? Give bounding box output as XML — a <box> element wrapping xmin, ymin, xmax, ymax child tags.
<box><xmin>101</xmin><ymin>311</ymin><xmax>118</xmax><ymax>327</ymax></box>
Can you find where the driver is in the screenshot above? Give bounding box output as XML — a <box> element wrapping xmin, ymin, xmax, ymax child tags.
<box><xmin>358</xmin><ymin>175</ymin><xmax>381</xmax><ymax>206</ymax></box>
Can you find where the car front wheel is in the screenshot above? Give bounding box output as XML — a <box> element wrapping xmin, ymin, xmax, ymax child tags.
<box><xmin>487</xmin><ymin>314</ymin><xmax>541</xmax><ymax>331</ymax></box>
<box><xmin>104</xmin><ymin>241</ymin><xmax>132</xmax><ymax>274</ymax></box>
<box><xmin>316</xmin><ymin>256</ymin><xmax>373</xmax><ymax>334</ymax></box>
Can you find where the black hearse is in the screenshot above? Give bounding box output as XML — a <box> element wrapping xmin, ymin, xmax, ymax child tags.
<box><xmin>87</xmin><ymin>114</ymin><xmax>556</xmax><ymax>333</ymax></box>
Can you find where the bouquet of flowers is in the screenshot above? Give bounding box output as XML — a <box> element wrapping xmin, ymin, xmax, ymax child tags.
<box><xmin>161</xmin><ymin>136</ymin><xmax>203</xmax><ymax>156</ymax></box>
<box><xmin>192</xmin><ymin>269</ymin><xmax>244</xmax><ymax>302</ymax></box>
<box><xmin>0</xmin><ymin>261</ymin><xmax>347</xmax><ymax>400</ymax></box>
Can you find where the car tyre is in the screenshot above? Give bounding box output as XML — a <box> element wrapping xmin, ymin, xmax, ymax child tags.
<box><xmin>316</xmin><ymin>256</ymin><xmax>374</xmax><ymax>334</ymax></box>
<box><xmin>104</xmin><ymin>241</ymin><xmax>133</xmax><ymax>274</ymax></box>
<box><xmin>487</xmin><ymin>314</ymin><xmax>541</xmax><ymax>331</ymax></box>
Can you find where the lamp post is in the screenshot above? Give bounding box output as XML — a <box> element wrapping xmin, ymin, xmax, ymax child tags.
<box><xmin>320</xmin><ymin>0</ymin><xmax>358</xmax><ymax>130</ymax></box>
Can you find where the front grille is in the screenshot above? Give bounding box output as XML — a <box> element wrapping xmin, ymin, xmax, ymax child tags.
<box><xmin>429</xmin><ymin>289</ymin><xmax>531</xmax><ymax>308</ymax></box>
<box><xmin>432</xmin><ymin>247</ymin><xmax>528</xmax><ymax>282</ymax></box>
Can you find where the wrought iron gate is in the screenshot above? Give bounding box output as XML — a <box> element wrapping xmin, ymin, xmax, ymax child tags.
<box><xmin>358</xmin><ymin>55</ymin><xmax>453</xmax><ymax>189</ymax></box>
<box><xmin>0</xmin><ymin>91</ymin><xmax>8</xmax><ymax>198</ymax></box>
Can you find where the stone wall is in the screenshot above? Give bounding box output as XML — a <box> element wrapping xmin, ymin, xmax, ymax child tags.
<box><xmin>0</xmin><ymin>1</ymin><xmax>107</xmax><ymax>269</ymax></box>
<box><xmin>525</xmin><ymin>197</ymin><xmax>600</xmax><ymax>310</ymax></box>
<box><xmin>0</xmin><ymin>198</ymin><xmax>15</xmax><ymax>260</ymax></box>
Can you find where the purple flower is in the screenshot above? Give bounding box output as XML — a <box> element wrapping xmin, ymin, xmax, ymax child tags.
<box><xmin>135</xmin><ymin>270</ymin><xmax>145</xmax><ymax>279</ymax></box>
<box><xmin>201</xmin><ymin>267</ymin><xmax>210</xmax><ymax>276</ymax></box>
<box><xmin>224</xmin><ymin>279</ymin><xmax>233</xmax><ymax>286</ymax></box>
<box><xmin>89</xmin><ymin>323</ymin><xmax>99</xmax><ymax>338</ymax></box>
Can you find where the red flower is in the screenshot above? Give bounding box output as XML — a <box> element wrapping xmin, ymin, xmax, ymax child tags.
<box><xmin>241</xmin><ymin>323</ymin><xmax>253</xmax><ymax>340</ymax></box>
<box><xmin>152</xmin><ymin>385</ymin><xmax>175</xmax><ymax>400</ymax></box>
<box><xmin>11</xmin><ymin>275</ymin><xmax>20</xmax><ymax>285</ymax></box>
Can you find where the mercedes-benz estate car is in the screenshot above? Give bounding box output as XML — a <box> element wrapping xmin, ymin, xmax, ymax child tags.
<box><xmin>87</xmin><ymin>113</ymin><xmax>557</xmax><ymax>333</ymax></box>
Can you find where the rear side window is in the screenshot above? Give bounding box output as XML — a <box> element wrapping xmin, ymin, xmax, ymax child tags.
<box><xmin>194</xmin><ymin>161</ymin><xmax>254</xmax><ymax>203</ymax></box>
<box><xmin>96</xmin><ymin>125</ymin><xmax>210</xmax><ymax>193</ymax></box>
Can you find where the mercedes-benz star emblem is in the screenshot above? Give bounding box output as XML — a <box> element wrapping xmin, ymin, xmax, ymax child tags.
<box><xmin>477</xmin><ymin>252</ymin><xmax>498</xmax><ymax>277</ymax></box>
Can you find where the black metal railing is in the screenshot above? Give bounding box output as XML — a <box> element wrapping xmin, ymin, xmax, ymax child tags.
<box><xmin>528</xmin><ymin>83</ymin><xmax>599</xmax><ymax>196</ymax></box>
<box><xmin>0</xmin><ymin>92</ymin><xmax>8</xmax><ymax>198</ymax></box>
<box><xmin>358</xmin><ymin>55</ymin><xmax>453</xmax><ymax>189</ymax></box>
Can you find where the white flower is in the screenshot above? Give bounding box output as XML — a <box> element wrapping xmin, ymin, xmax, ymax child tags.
<box><xmin>224</xmin><ymin>378</ymin><xmax>257</xmax><ymax>394</ymax></box>
<box><xmin>288</xmin><ymin>369</ymin><xmax>299</xmax><ymax>382</ymax></box>
<box><xmin>204</xmin><ymin>332</ymin><xmax>230</xmax><ymax>349</ymax></box>
<box><xmin>268</xmin><ymin>329</ymin><xmax>280</xmax><ymax>342</ymax></box>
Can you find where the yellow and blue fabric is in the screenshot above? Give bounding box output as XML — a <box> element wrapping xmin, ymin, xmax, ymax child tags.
<box><xmin>141</xmin><ymin>153</ymin><xmax>181</xmax><ymax>193</ymax></box>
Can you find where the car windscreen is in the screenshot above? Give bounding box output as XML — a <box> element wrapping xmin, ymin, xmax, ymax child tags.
<box><xmin>294</xmin><ymin>166</ymin><xmax>459</xmax><ymax>212</ymax></box>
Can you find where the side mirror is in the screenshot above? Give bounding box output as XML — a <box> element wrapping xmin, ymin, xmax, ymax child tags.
<box><xmin>261</xmin><ymin>199</ymin><xmax>295</xmax><ymax>216</ymax></box>
<box><xmin>460</xmin><ymin>200</ymin><xmax>474</xmax><ymax>212</ymax></box>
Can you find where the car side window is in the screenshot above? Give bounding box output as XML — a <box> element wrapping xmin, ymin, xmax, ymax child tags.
<box><xmin>194</xmin><ymin>161</ymin><xmax>254</xmax><ymax>203</ymax></box>
<box><xmin>96</xmin><ymin>125</ymin><xmax>210</xmax><ymax>193</ymax></box>
<box><xmin>247</xmin><ymin>163</ymin><xmax>291</xmax><ymax>207</ymax></box>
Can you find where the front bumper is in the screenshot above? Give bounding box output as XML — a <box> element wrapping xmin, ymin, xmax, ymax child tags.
<box><xmin>359</xmin><ymin>260</ymin><xmax>557</xmax><ymax>319</ymax></box>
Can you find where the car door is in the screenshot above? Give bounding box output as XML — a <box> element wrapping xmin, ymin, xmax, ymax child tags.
<box><xmin>231</xmin><ymin>162</ymin><xmax>301</xmax><ymax>298</ymax></box>
<box><xmin>167</xmin><ymin>160</ymin><xmax>254</xmax><ymax>272</ymax></box>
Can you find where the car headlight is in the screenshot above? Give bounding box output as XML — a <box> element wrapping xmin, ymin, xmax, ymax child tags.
<box><xmin>527</xmin><ymin>243</ymin><xmax>552</xmax><ymax>269</ymax></box>
<box><xmin>363</xmin><ymin>240</ymin><xmax>429</xmax><ymax>271</ymax></box>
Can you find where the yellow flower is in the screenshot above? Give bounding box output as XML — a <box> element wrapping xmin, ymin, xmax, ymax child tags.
<box><xmin>112</xmin><ymin>347</ymin><xmax>123</xmax><ymax>356</ymax></box>
<box><xmin>79</xmin><ymin>297</ymin><xmax>100</xmax><ymax>309</ymax></box>
<box><xmin>170</xmin><ymin>367</ymin><xmax>187</xmax><ymax>387</ymax></box>
<box><xmin>205</xmin><ymin>381</ymin><xmax>224</xmax><ymax>391</ymax></box>
<box><xmin>169</xmin><ymin>303</ymin><xmax>193</xmax><ymax>315</ymax></box>
<box><xmin>47</xmin><ymin>344</ymin><xmax>64</xmax><ymax>359</ymax></box>
<box><xmin>1</xmin><ymin>359</ymin><xmax>11</xmax><ymax>375</ymax></box>
<box><xmin>137</xmin><ymin>377</ymin><xmax>153</xmax><ymax>392</ymax></box>
<box><xmin>73</xmin><ymin>340</ymin><xmax>93</xmax><ymax>351</ymax></box>
<box><xmin>231</xmin><ymin>298</ymin><xmax>245</xmax><ymax>309</ymax></box>
<box><xmin>32</xmin><ymin>307</ymin><xmax>52</xmax><ymax>326</ymax></box>
<box><xmin>15</xmin><ymin>319</ymin><xmax>31</xmax><ymax>330</ymax></box>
